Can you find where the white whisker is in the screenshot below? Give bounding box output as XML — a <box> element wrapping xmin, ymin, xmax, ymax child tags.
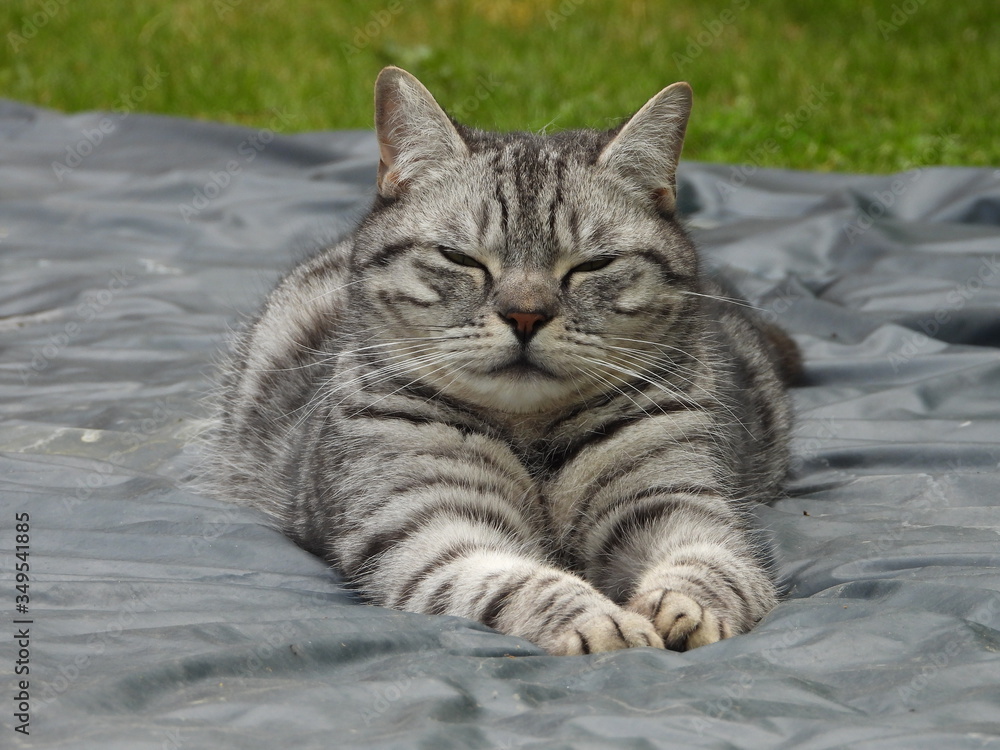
<box><xmin>679</xmin><ymin>290</ymin><xmax>763</xmax><ymax>311</ymax></box>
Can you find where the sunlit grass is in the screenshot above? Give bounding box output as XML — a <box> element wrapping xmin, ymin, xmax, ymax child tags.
<box><xmin>2</xmin><ymin>0</ymin><xmax>996</xmax><ymax>172</ymax></box>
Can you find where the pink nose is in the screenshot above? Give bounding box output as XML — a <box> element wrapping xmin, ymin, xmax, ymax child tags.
<box><xmin>505</xmin><ymin>311</ymin><xmax>547</xmax><ymax>335</ymax></box>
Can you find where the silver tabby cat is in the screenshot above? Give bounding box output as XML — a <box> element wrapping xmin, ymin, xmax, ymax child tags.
<box><xmin>211</xmin><ymin>67</ymin><xmax>800</xmax><ymax>655</ymax></box>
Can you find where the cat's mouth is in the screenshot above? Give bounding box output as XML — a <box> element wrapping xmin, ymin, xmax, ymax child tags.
<box><xmin>488</xmin><ymin>353</ymin><xmax>557</xmax><ymax>379</ymax></box>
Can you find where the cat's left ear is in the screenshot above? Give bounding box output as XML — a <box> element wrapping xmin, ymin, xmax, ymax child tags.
<box><xmin>374</xmin><ymin>66</ymin><xmax>469</xmax><ymax>199</ymax></box>
<box><xmin>597</xmin><ymin>82</ymin><xmax>692</xmax><ymax>215</ymax></box>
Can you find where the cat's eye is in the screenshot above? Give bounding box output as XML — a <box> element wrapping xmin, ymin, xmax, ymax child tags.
<box><xmin>438</xmin><ymin>247</ymin><xmax>487</xmax><ymax>270</ymax></box>
<box><xmin>570</xmin><ymin>256</ymin><xmax>615</xmax><ymax>274</ymax></box>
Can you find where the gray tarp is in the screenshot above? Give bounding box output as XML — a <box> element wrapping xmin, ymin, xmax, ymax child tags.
<box><xmin>2</xmin><ymin>99</ymin><xmax>999</xmax><ymax>749</ymax></box>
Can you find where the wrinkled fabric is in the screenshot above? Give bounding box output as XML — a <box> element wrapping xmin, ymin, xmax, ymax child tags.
<box><xmin>2</xmin><ymin>100</ymin><xmax>999</xmax><ymax>749</ymax></box>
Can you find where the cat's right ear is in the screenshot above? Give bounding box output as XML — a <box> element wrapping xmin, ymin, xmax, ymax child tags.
<box><xmin>374</xmin><ymin>66</ymin><xmax>469</xmax><ymax>199</ymax></box>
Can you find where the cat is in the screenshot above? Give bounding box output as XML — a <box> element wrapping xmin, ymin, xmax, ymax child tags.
<box><xmin>210</xmin><ymin>66</ymin><xmax>800</xmax><ymax>655</ymax></box>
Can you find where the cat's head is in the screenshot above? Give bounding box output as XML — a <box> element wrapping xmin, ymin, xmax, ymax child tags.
<box><xmin>349</xmin><ymin>67</ymin><xmax>701</xmax><ymax>415</ymax></box>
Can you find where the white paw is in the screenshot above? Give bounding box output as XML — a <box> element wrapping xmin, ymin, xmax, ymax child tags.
<box><xmin>552</xmin><ymin>608</ymin><xmax>665</xmax><ymax>655</ymax></box>
<box><xmin>626</xmin><ymin>589</ymin><xmax>733</xmax><ymax>651</ymax></box>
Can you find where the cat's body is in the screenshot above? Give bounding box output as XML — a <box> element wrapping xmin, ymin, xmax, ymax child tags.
<box><xmin>211</xmin><ymin>68</ymin><xmax>798</xmax><ymax>655</ymax></box>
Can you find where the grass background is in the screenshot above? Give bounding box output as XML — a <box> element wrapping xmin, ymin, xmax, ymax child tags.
<box><xmin>2</xmin><ymin>0</ymin><xmax>997</xmax><ymax>172</ymax></box>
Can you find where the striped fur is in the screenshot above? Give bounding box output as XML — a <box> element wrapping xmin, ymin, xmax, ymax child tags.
<box><xmin>210</xmin><ymin>67</ymin><xmax>797</xmax><ymax>655</ymax></box>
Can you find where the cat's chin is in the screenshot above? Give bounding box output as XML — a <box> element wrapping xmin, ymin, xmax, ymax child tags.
<box><xmin>437</xmin><ymin>371</ymin><xmax>584</xmax><ymax>415</ymax></box>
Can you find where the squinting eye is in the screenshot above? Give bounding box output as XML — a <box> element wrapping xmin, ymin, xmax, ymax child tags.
<box><xmin>570</xmin><ymin>256</ymin><xmax>614</xmax><ymax>273</ymax></box>
<box><xmin>438</xmin><ymin>246</ymin><xmax>487</xmax><ymax>270</ymax></box>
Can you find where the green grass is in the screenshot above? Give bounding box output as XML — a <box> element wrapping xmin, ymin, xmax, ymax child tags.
<box><xmin>2</xmin><ymin>0</ymin><xmax>997</xmax><ymax>172</ymax></box>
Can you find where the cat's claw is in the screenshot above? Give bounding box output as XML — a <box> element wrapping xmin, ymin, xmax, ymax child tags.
<box><xmin>552</xmin><ymin>609</ymin><xmax>664</xmax><ymax>655</ymax></box>
<box><xmin>626</xmin><ymin>589</ymin><xmax>733</xmax><ymax>651</ymax></box>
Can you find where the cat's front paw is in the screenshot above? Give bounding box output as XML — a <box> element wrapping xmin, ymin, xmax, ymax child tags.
<box><xmin>626</xmin><ymin>589</ymin><xmax>733</xmax><ymax>651</ymax></box>
<box><xmin>552</xmin><ymin>608</ymin><xmax>664</xmax><ymax>656</ymax></box>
